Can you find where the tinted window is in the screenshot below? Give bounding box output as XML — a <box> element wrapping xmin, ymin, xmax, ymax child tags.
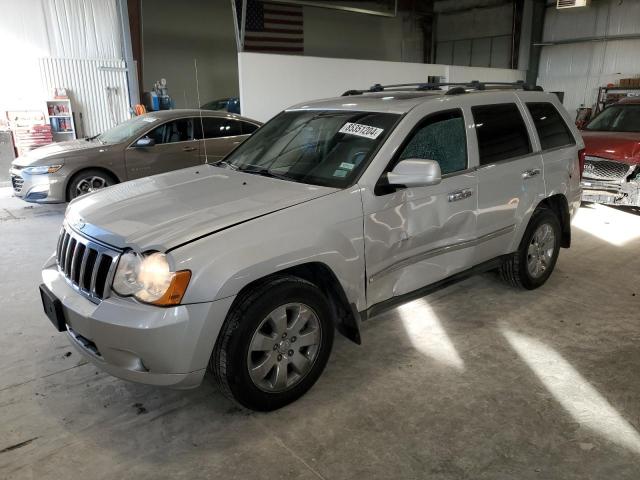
<box><xmin>241</xmin><ymin>121</ymin><xmax>259</xmax><ymax>135</ymax></box>
<box><xmin>471</xmin><ymin>103</ymin><xmax>532</xmax><ymax>165</ymax></box>
<box><xmin>526</xmin><ymin>102</ymin><xmax>575</xmax><ymax>150</ymax></box>
<box><xmin>147</xmin><ymin>118</ymin><xmax>194</xmax><ymax>144</ymax></box>
<box><xmin>195</xmin><ymin>117</ymin><xmax>242</xmax><ymax>139</ymax></box>
<box><xmin>397</xmin><ymin>110</ymin><xmax>467</xmax><ymax>175</ymax></box>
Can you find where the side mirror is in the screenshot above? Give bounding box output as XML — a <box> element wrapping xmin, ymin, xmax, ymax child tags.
<box><xmin>386</xmin><ymin>158</ymin><xmax>442</xmax><ymax>188</ymax></box>
<box><xmin>133</xmin><ymin>136</ymin><xmax>155</xmax><ymax>148</ymax></box>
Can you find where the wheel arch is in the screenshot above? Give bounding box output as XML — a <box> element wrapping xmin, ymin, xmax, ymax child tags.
<box><xmin>229</xmin><ymin>262</ymin><xmax>362</xmax><ymax>345</ymax></box>
<box><xmin>65</xmin><ymin>166</ymin><xmax>121</xmax><ymax>201</ymax></box>
<box><xmin>537</xmin><ymin>193</ymin><xmax>571</xmax><ymax>248</ymax></box>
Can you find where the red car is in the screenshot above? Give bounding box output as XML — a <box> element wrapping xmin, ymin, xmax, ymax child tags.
<box><xmin>580</xmin><ymin>97</ymin><xmax>640</xmax><ymax>206</ymax></box>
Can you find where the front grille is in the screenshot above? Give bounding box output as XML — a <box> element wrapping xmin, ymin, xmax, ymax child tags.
<box><xmin>583</xmin><ymin>157</ymin><xmax>634</xmax><ymax>181</ymax></box>
<box><xmin>56</xmin><ymin>226</ymin><xmax>120</xmax><ymax>303</ymax></box>
<box><xmin>11</xmin><ymin>174</ymin><xmax>24</xmax><ymax>193</ymax></box>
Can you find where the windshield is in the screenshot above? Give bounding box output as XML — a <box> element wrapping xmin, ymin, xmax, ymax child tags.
<box><xmin>97</xmin><ymin>115</ymin><xmax>161</xmax><ymax>144</ymax></box>
<box><xmin>218</xmin><ymin>110</ymin><xmax>400</xmax><ymax>188</ymax></box>
<box><xmin>585</xmin><ymin>104</ymin><xmax>640</xmax><ymax>132</ymax></box>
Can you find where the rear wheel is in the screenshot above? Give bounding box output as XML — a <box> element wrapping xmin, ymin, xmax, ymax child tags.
<box><xmin>500</xmin><ymin>208</ymin><xmax>561</xmax><ymax>290</ymax></box>
<box><xmin>210</xmin><ymin>276</ymin><xmax>334</xmax><ymax>411</ymax></box>
<box><xmin>67</xmin><ymin>169</ymin><xmax>117</xmax><ymax>200</ymax></box>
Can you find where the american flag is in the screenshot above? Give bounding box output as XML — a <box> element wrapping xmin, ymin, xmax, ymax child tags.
<box><xmin>238</xmin><ymin>0</ymin><xmax>304</xmax><ymax>54</ymax></box>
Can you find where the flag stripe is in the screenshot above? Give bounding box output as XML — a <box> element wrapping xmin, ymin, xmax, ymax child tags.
<box><xmin>245</xmin><ymin>35</ymin><xmax>302</xmax><ymax>43</ymax></box>
<box><xmin>263</xmin><ymin>8</ymin><xmax>302</xmax><ymax>17</ymax></box>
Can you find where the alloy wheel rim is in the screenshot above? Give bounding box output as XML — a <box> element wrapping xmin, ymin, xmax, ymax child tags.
<box><xmin>247</xmin><ymin>303</ymin><xmax>322</xmax><ymax>393</ymax></box>
<box><xmin>527</xmin><ymin>222</ymin><xmax>555</xmax><ymax>279</ymax></box>
<box><xmin>76</xmin><ymin>176</ymin><xmax>109</xmax><ymax>196</ymax></box>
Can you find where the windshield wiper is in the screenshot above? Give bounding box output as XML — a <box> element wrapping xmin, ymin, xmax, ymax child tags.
<box><xmin>212</xmin><ymin>160</ymin><xmax>238</xmax><ymax>170</ymax></box>
<box><xmin>85</xmin><ymin>134</ymin><xmax>100</xmax><ymax>142</ymax></box>
<box><xmin>238</xmin><ymin>164</ymin><xmax>294</xmax><ymax>182</ymax></box>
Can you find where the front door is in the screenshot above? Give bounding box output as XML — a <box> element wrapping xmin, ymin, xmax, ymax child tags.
<box><xmin>470</xmin><ymin>101</ymin><xmax>546</xmax><ymax>262</ymax></box>
<box><xmin>363</xmin><ymin>108</ymin><xmax>478</xmax><ymax>307</ymax></box>
<box><xmin>125</xmin><ymin>117</ymin><xmax>201</xmax><ymax>180</ymax></box>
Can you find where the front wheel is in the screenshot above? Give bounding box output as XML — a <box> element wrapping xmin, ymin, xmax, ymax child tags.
<box><xmin>67</xmin><ymin>169</ymin><xmax>116</xmax><ymax>200</ymax></box>
<box><xmin>210</xmin><ymin>276</ymin><xmax>334</xmax><ymax>411</ymax></box>
<box><xmin>500</xmin><ymin>208</ymin><xmax>562</xmax><ymax>290</ymax></box>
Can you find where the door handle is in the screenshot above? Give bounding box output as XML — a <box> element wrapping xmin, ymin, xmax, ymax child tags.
<box><xmin>448</xmin><ymin>188</ymin><xmax>473</xmax><ymax>202</ymax></box>
<box><xmin>182</xmin><ymin>146</ymin><xmax>197</xmax><ymax>152</ymax></box>
<box><xmin>522</xmin><ymin>168</ymin><xmax>541</xmax><ymax>179</ymax></box>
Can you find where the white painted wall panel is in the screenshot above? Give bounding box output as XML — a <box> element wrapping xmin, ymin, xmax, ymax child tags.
<box><xmin>239</xmin><ymin>52</ymin><xmax>525</xmax><ymax>122</ymax></box>
<box><xmin>39</xmin><ymin>58</ymin><xmax>130</xmax><ymax>137</ymax></box>
<box><xmin>537</xmin><ymin>0</ymin><xmax>640</xmax><ymax>116</ymax></box>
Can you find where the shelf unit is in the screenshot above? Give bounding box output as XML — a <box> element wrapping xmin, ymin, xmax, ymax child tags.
<box><xmin>595</xmin><ymin>86</ymin><xmax>640</xmax><ymax>114</ymax></box>
<box><xmin>46</xmin><ymin>99</ymin><xmax>76</xmax><ymax>141</ymax></box>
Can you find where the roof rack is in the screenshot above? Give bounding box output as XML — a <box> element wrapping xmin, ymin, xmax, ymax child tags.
<box><xmin>341</xmin><ymin>80</ymin><xmax>543</xmax><ymax>96</ymax></box>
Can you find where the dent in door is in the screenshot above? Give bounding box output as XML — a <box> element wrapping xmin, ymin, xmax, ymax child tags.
<box><xmin>365</xmin><ymin>188</ymin><xmax>476</xmax><ymax>304</ymax></box>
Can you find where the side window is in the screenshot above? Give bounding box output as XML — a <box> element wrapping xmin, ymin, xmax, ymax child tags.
<box><xmin>195</xmin><ymin>117</ymin><xmax>242</xmax><ymax>139</ymax></box>
<box><xmin>526</xmin><ymin>102</ymin><xmax>576</xmax><ymax>150</ymax></box>
<box><xmin>397</xmin><ymin>109</ymin><xmax>467</xmax><ymax>175</ymax></box>
<box><xmin>146</xmin><ymin>118</ymin><xmax>194</xmax><ymax>145</ymax></box>
<box><xmin>241</xmin><ymin>121</ymin><xmax>259</xmax><ymax>135</ymax></box>
<box><xmin>471</xmin><ymin>103</ymin><xmax>532</xmax><ymax>165</ymax></box>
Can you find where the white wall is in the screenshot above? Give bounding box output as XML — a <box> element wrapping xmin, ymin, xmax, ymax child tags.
<box><xmin>0</xmin><ymin>0</ymin><xmax>121</xmax><ymax>113</ymax></box>
<box><xmin>238</xmin><ymin>52</ymin><xmax>525</xmax><ymax>122</ymax></box>
<box><xmin>141</xmin><ymin>0</ymin><xmax>239</xmax><ymax>108</ymax></box>
<box><xmin>537</xmin><ymin>0</ymin><xmax>640</xmax><ymax>116</ymax></box>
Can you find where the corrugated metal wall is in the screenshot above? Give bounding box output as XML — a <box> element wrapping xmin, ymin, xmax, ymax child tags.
<box><xmin>39</xmin><ymin>58</ymin><xmax>130</xmax><ymax>137</ymax></box>
<box><xmin>435</xmin><ymin>3</ymin><xmax>514</xmax><ymax>68</ymax></box>
<box><xmin>537</xmin><ymin>0</ymin><xmax>640</xmax><ymax>118</ymax></box>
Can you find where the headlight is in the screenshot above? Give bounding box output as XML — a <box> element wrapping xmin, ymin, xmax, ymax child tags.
<box><xmin>22</xmin><ymin>165</ymin><xmax>63</xmax><ymax>175</ymax></box>
<box><xmin>112</xmin><ymin>251</ymin><xmax>191</xmax><ymax>306</ymax></box>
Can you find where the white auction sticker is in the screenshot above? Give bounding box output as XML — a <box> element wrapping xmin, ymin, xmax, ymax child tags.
<box><xmin>142</xmin><ymin>117</ymin><xmax>159</xmax><ymax>123</ymax></box>
<box><xmin>339</xmin><ymin>122</ymin><xmax>383</xmax><ymax>139</ymax></box>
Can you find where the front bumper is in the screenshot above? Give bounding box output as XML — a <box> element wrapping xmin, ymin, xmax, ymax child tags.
<box><xmin>41</xmin><ymin>256</ymin><xmax>235</xmax><ymax>389</ymax></box>
<box><xmin>581</xmin><ymin>178</ymin><xmax>640</xmax><ymax>207</ymax></box>
<box><xmin>9</xmin><ymin>168</ymin><xmax>67</xmax><ymax>203</ymax></box>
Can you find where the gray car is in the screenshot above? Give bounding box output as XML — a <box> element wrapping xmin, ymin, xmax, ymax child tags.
<box><xmin>39</xmin><ymin>84</ymin><xmax>583</xmax><ymax>411</ymax></box>
<box><xmin>10</xmin><ymin>109</ymin><xmax>261</xmax><ymax>203</ymax></box>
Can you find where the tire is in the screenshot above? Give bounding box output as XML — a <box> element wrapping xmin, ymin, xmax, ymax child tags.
<box><xmin>67</xmin><ymin>169</ymin><xmax>117</xmax><ymax>200</ymax></box>
<box><xmin>500</xmin><ymin>208</ymin><xmax>562</xmax><ymax>290</ymax></box>
<box><xmin>210</xmin><ymin>275</ymin><xmax>334</xmax><ymax>411</ymax></box>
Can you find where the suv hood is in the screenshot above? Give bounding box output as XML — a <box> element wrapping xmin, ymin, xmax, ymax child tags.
<box><xmin>66</xmin><ymin>165</ymin><xmax>338</xmax><ymax>250</ymax></box>
<box><xmin>12</xmin><ymin>139</ymin><xmax>106</xmax><ymax>166</ymax></box>
<box><xmin>581</xmin><ymin>130</ymin><xmax>640</xmax><ymax>165</ymax></box>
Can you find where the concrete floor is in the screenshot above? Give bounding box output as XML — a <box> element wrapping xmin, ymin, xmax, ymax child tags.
<box><xmin>1</xmin><ymin>186</ymin><xmax>640</xmax><ymax>479</ymax></box>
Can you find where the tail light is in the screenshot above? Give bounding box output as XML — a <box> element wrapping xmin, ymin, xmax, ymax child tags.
<box><xmin>578</xmin><ymin>148</ymin><xmax>586</xmax><ymax>180</ymax></box>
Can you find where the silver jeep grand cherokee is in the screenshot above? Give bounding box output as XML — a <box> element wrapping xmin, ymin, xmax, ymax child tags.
<box><xmin>40</xmin><ymin>82</ymin><xmax>583</xmax><ymax>411</ymax></box>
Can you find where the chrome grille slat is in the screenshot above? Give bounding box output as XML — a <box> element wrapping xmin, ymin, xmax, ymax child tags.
<box><xmin>55</xmin><ymin>225</ymin><xmax>121</xmax><ymax>303</ymax></box>
<box><xmin>64</xmin><ymin>238</ymin><xmax>76</xmax><ymax>277</ymax></box>
<box><xmin>90</xmin><ymin>253</ymin><xmax>103</xmax><ymax>297</ymax></box>
<box><xmin>59</xmin><ymin>233</ymin><xmax>70</xmax><ymax>272</ymax></box>
<box><xmin>78</xmin><ymin>247</ymin><xmax>90</xmax><ymax>290</ymax></box>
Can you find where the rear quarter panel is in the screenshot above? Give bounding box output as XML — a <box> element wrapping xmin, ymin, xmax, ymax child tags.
<box><xmin>515</xmin><ymin>92</ymin><xmax>583</xmax><ymax>233</ymax></box>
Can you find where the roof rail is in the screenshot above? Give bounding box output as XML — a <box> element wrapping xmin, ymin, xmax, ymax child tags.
<box><xmin>341</xmin><ymin>80</ymin><xmax>543</xmax><ymax>96</ymax></box>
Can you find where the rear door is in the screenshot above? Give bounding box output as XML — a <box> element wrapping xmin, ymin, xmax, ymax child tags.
<box><xmin>125</xmin><ymin>117</ymin><xmax>200</xmax><ymax>179</ymax></box>
<box><xmin>471</xmin><ymin>99</ymin><xmax>546</xmax><ymax>262</ymax></box>
<box><xmin>196</xmin><ymin>117</ymin><xmax>257</xmax><ymax>163</ymax></box>
<box><xmin>521</xmin><ymin>97</ymin><xmax>582</xmax><ymax>215</ymax></box>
